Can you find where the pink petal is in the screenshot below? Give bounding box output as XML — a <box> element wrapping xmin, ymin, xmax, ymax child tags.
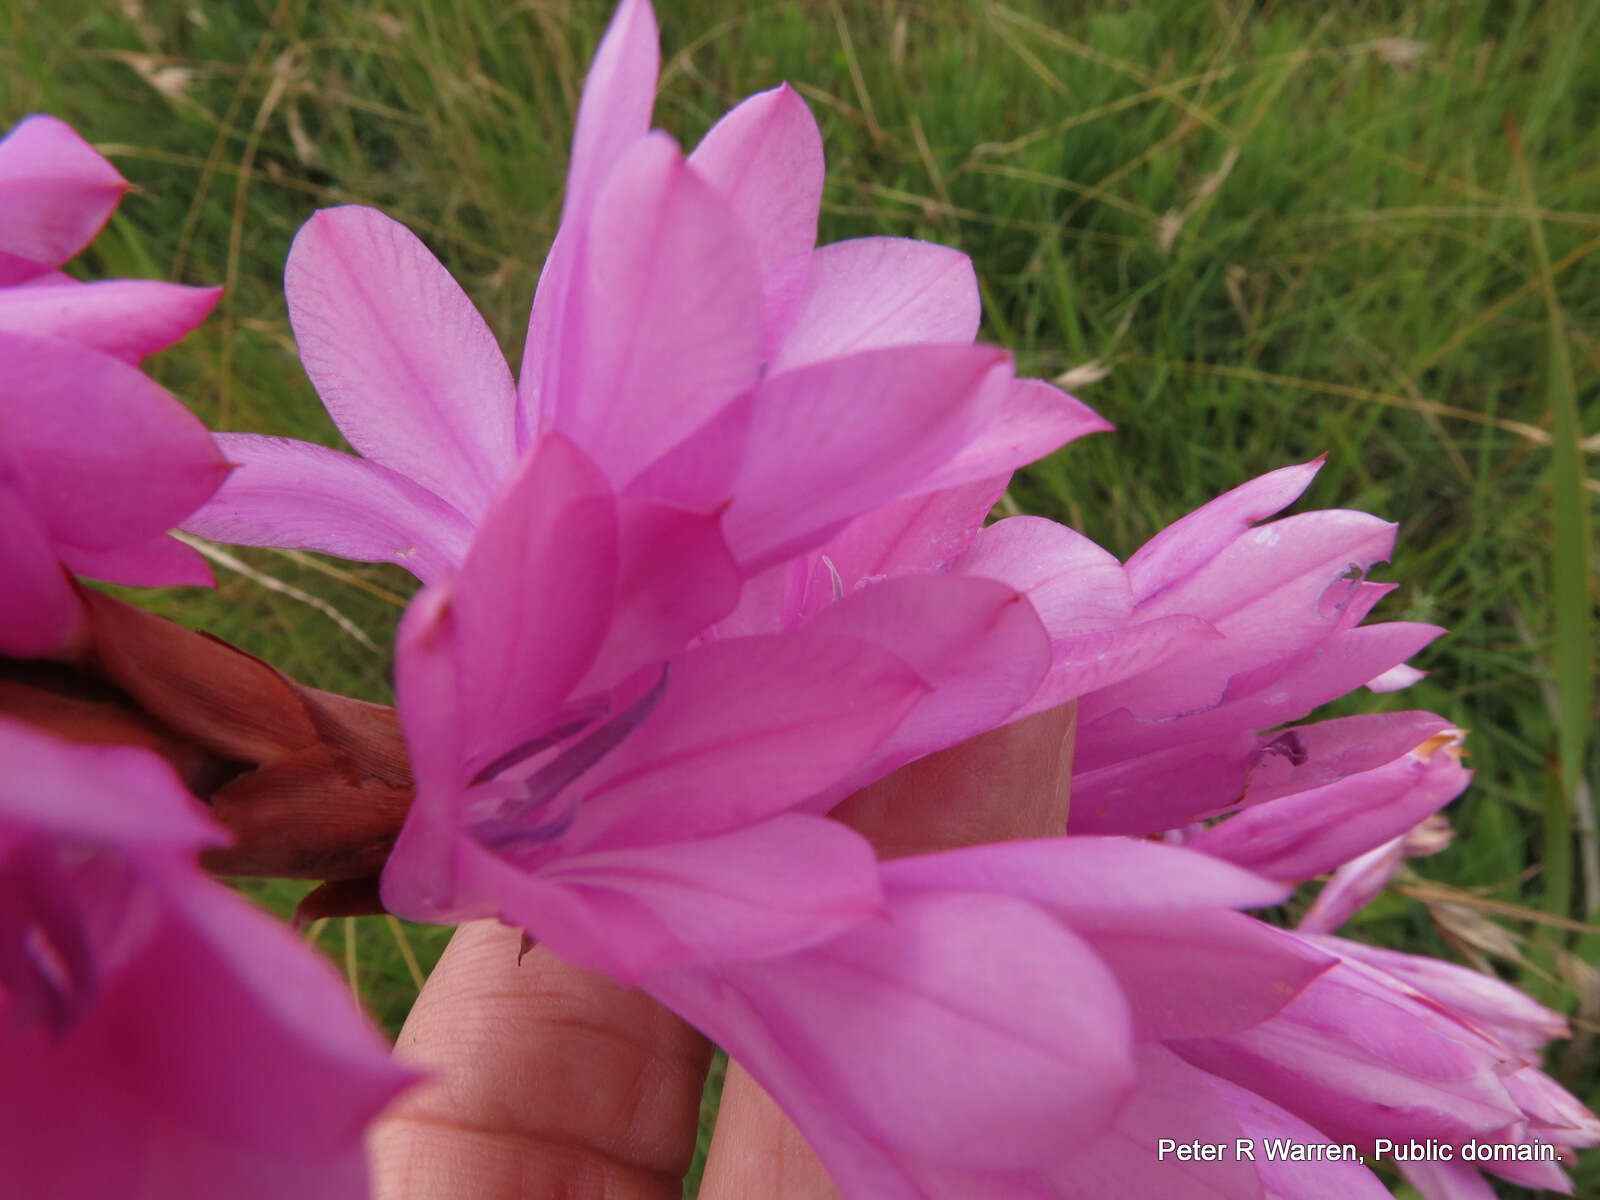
<box><xmin>1367</xmin><ymin>662</ymin><xmax>1425</xmax><ymax>692</ymax></box>
<box><xmin>721</xmin><ymin>343</ymin><xmax>1012</xmax><ymax>568</ymax></box>
<box><xmin>799</xmin><ymin>575</ymin><xmax>1050</xmax><ymax>799</ymax></box>
<box><xmin>1125</xmin><ymin>457</ymin><xmax>1323</xmax><ymax>606</ymax></box>
<box><xmin>285</xmin><ymin>206</ymin><xmax>517</xmax><ymax>518</ymax></box>
<box><xmin>564</xmin><ymin>628</ymin><xmax>927</xmax><ymax>848</ymax></box>
<box><xmin>0</xmin><ymin>280</ymin><xmax>220</xmax><ymax>361</ymax></box>
<box><xmin>1206</xmin><ymin>1072</ymin><xmax>1393</xmax><ymax>1200</ymax></box>
<box><xmin>918</xmin><ymin>378</ymin><xmax>1112</xmax><ymax>492</ymax></box>
<box><xmin>1396</xmin><ymin>1159</ymin><xmax>1502</xmax><ymax>1200</ymax></box>
<box><xmin>381</xmin><ymin>587</ymin><xmax>475</xmax><ymax>923</ymax></box>
<box><xmin>560</xmin><ymin>0</ymin><xmax>659</xmax><ymax>226</ymax></box>
<box><xmin>0</xmin><ymin>718</ymin><xmax>222</xmax><ymax>849</ymax></box>
<box><xmin>0</xmin><ymin>480</ymin><xmax>79</xmax><ymax>658</ymax></box>
<box><xmin>571</xmin><ymin>498</ymin><xmax>742</xmax><ymax>694</ymax></box>
<box><xmin>956</xmin><ymin>515</ymin><xmax>1131</xmax><ymax>638</ymax></box>
<box><xmin>1306</xmin><ymin>936</ymin><xmax>1570</xmax><ymax>1058</ymax></box>
<box><xmin>772</xmin><ymin>236</ymin><xmax>980</xmax><ymax>372</ymax></box>
<box><xmin>1172</xmin><ymin>963</ymin><xmax>1524</xmax><ymax>1149</ymax></box>
<box><xmin>1295</xmin><ymin>838</ymin><xmax>1408</xmax><ymax>935</ymax></box>
<box><xmin>881</xmin><ymin>837</ymin><xmax>1295</xmax><ymax>912</ymax></box>
<box><xmin>813</xmin><ymin>478</ymin><xmax>1008</xmax><ymax>587</ymax></box>
<box><xmin>1016</xmin><ymin>613</ymin><xmax>1221</xmax><ymax>722</ymax></box>
<box><xmin>0</xmin><ymin>333</ymin><xmax>230</xmax><ymax>551</ymax></box>
<box><xmin>447</xmin><ymin>436</ymin><xmax>620</xmax><ymax>778</ymax></box>
<box><xmin>552</xmin><ymin>133</ymin><xmax>765</xmax><ymax>486</ymax></box>
<box><xmin>1031</xmin><ymin>1046</ymin><xmax>1265</xmax><ymax>1200</ymax></box>
<box><xmin>1065</xmin><ymin>909</ymin><xmax>1334</xmax><ymax>1039</ymax></box>
<box><xmin>688</xmin><ymin>84</ymin><xmax>823</xmax><ymax>353</ymax></box>
<box><xmin>0</xmin><ymin>115</ymin><xmax>128</xmax><ymax>267</ymax></box>
<box><xmin>58</xmin><ymin>533</ymin><xmax>214</xmax><ymax>589</ymax></box>
<box><xmin>1070</xmin><ymin>710</ymin><xmax>1456</xmax><ymax>839</ymax></box>
<box><xmin>1188</xmin><ymin>733</ymin><xmax>1471</xmax><ymax>881</ymax></box>
<box><xmin>517</xmin><ymin>814</ymin><xmax>884</xmax><ymax>981</ymax></box>
<box><xmin>647</xmin><ymin>887</ymin><xmax>1138</xmax><ymax>1184</ymax></box>
<box><xmin>181</xmin><ymin>433</ymin><xmax>474</xmax><ymax>583</ymax></box>
<box><xmin>1098</xmin><ymin>510</ymin><xmax>1401</xmax><ymax>719</ymax></box>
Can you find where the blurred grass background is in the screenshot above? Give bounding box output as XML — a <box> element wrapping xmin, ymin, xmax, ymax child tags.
<box><xmin>3</xmin><ymin>0</ymin><xmax>1596</xmax><ymax>1194</ymax></box>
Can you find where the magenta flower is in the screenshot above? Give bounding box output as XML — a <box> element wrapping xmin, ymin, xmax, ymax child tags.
<box><xmin>183</xmin><ymin>0</ymin><xmax>1104</xmax><ymax>585</ymax></box>
<box><xmin>0</xmin><ymin>117</ymin><xmax>228</xmax><ymax>658</ymax></box>
<box><xmin>0</xmin><ymin>717</ymin><xmax>414</xmax><ymax>1199</ymax></box>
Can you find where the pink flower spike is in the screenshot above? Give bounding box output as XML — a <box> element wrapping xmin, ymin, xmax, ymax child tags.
<box><xmin>0</xmin><ymin>719</ymin><xmax>414</xmax><ymax>1199</ymax></box>
<box><xmin>285</xmin><ymin>205</ymin><xmax>518</xmax><ymax>520</ymax></box>
<box><xmin>0</xmin><ymin>115</ymin><xmax>128</xmax><ymax>269</ymax></box>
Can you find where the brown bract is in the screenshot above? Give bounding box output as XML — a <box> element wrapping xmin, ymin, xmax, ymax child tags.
<box><xmin>0</xmin><ymin>583</ymin><xmax>413</xmax><ymax>918</ymax></box>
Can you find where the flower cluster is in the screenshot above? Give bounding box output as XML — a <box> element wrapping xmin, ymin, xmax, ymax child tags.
<box><xmin>2</xmin><ymin>2</ymin><xmax>1593</xmax><ymax>1196</ymax></box>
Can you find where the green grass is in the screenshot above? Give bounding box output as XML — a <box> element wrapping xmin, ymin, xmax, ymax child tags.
<box><xmin>5</xmin><ymin>1</ymin><xmax>1597</xmax><ymax>1194</ymax></box>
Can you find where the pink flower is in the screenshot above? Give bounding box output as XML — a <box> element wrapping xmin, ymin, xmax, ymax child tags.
<box><xmin>0</xmin><ymin>117</ymin><xmax>228</xmax><ymax>658</ymax></box>
<box><xmin>647</xmin><ymin>837</ymin><xmax>1337</xmax><ymax>1196</ymax></box>
<box><xmin>380</xmin><ymin>433</ymin><xmax>1047</xmax><ymax>975</ymax></box>
<box><xmin>1173</xmin><ymin>937</ymin><xmax>1599</xmax><ymax>1196</ymax></box>
<box><xmin>0</xmin><ymin>717</ymin><xmax>414</xmax><ymax>1198</ymax></box>
<box><xmin>182</xmin><ymin>0</ymin><xmax>1104</xmax><ymax>586</ymax></box>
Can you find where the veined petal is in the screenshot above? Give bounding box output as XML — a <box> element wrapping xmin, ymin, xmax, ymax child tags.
<box><xmin>181</xmin><ymin>434</ymin><xmax>473</xmax><ymax>583</ymax></box>
<box><xmin>772</xmin><ymin>236</ymin><xmax>980</xmax><ymax>372</ymax></box>
<box><xmin>553</xmin><ymin>133</ymin><xmax>765</xmax><ymax>486</ymax></box>
<box><xmin>0</xmin><ymin>280</ymin><xmax>220</xmax><ymax>361</ymax></box>
<box><xmin>647</xmin><ymin>887</ymin><xmax>1137</xmax><ymax>1189</ymax></box>
<box><xmin>285</xmin><ymin>206</ymin><xmax>517</xmax><ymax>518</ymax></box>
<box><xmin>564</xmin><ymin>629</ymin><xmax>927</xmax><ymax>848</ymax></box>
<box><xmin>688</xmin><ymin>84</ymin><xmax>823</xmax><ymax>353</ymax></box>
<box><xmin>0</xmin><ymin>333</ymin><xmax>229</xmax><ymax>551</ymax></box>
<box><xmin>721</xmin><ymin>343</ymin><xmax>1012</xmax><ymax>568</ymax></box>
<box><xmin>0</xmin><ymin>115</ymin><xmax>128</xmax><ymax>267</ymax></box>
